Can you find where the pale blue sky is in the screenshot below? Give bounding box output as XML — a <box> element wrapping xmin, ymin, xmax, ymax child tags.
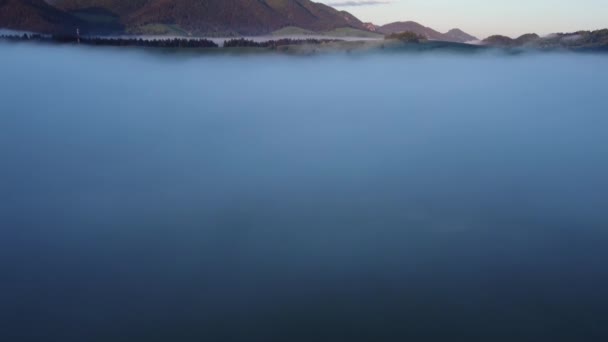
<box><xmin>319</xmin><ymin>0</ymin><xmax>608</xmax><ymax>38</ymax></box>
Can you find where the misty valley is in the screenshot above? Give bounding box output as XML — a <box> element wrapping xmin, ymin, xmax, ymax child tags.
<box><xmin>1</xmin><ymin>43</ymin><xmax>608</xmax><ymax>341</ymax></box>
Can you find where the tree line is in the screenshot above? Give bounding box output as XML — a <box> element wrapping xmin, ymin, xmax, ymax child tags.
<box><xmin>0</xmin><ymin>34</ymin><xmax>219</xmax><ymax>48</ymax></box>
<box><xmin>1</xmin><ymin>34</ymin><xmax>343</xmax><ymax>49</ymax></box>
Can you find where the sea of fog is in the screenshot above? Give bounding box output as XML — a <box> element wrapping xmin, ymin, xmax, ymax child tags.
<box><xmin>1</xmin><ymin>43</ymin><xmax>608</xmax><ymax>341</ymax></box>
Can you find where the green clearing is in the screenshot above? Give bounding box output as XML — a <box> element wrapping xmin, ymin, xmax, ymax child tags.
<box><xmin>72</xmin><ymin>12</ymin><xmax>118</xmax><ymax>24</ymax></box>
<box><xmin>271</xmin><ymin>26</ymin><xmax>316</xmax><ymax>36</ymax></box>
<box><xmin>272</xmin><ymin>26</ymin><xmax>383</xmax><ymax>38</ymax></box>
<box><xmin>127</xmin><ymin>24</ymin><xmax>189</xmax><ymax>36</ymax></box>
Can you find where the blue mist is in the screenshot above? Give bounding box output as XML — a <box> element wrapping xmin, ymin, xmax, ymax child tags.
<box><xmin>1</xmin><ymin>44</ymin><xmax>608</xmax><ymax>341</ymax></box>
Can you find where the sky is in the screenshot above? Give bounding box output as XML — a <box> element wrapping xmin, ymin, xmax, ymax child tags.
<box><xmin>319</xmin><ymin>0</ymin><xmax>608</xmax><ymax>39</ymax></box>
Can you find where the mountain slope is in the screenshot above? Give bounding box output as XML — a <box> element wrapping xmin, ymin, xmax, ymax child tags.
<box><xmin>378</xmin><ymin>21</ymin><xmax>477</xmax><ymax>43</ymax></box>
<box><xmin>53</xmin><ymin>0</ymin><xmax>366</xmax><ymax>35</ymax></box>
<box><xmin>0</xmin><ymin>0</ymin><xmax>82</xmax><ymax>33</ymax></box>
<box><xmin>50</xmin><ymin>0</ymin><xmax>148</xmax><ymax>17</ymax></box>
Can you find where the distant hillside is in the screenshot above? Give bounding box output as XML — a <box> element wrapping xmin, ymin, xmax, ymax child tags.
<box><xmin>482</xmin><ymin>35</ymin><xmax>518</xmax><ymax>47</ymax></box>
<box><xmin>379</xmin><ymin>21</ymin><xmax>443</xmax><ymax>40</ymax></box>
<box><xmin>0</xmin><ymin>0</ymin><xmax>82</xmax><ymax>34</ymax></box>
<box><xmin>482</xmin><ymin>34</ymin><xmax>540</xmax><ymax>47</ymax></box>
<box><xmin>378</xmin><ymin>21</ymin><xmax>478</xmax><ymax>43</ymax></box>
<box><xmin>443</xmin><ymin>29</ymin><xmax>477</xmax><ymax>43</ymax></box>
<box><xmin>52</xmin><ymin>0</ymin><xmax>367</xmax><ymax>35</ymax></box>
<box><xmin>540</xmin><ymin>30</ymin><xmax>608</xmax><ymax>49</ymax></box>
<box><xmin>482</xmin><ymin>30</ymin><xmax>608</xmax><ymax>50</ymax></box>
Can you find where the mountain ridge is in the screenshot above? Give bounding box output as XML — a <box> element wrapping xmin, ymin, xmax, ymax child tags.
<box><xmin>37</xmin><ymin>0</ymin><xmax>365</xmax><ymax>35</ymax></box>
<box><xmin>377</xmin><ymin>21</ymin><xmax>478</xmax><ymax>43</ymax></box>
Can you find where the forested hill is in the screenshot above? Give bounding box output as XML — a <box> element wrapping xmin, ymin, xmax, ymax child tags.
<box><xmin>0</xmin><ymin>0</ymin><xmax>367</xmax><ymax>36</ymax></box>
<box><xmin>482</xmin><ymin>29</ymin><xmax>608</xmax><ymax>50</ymax></box>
